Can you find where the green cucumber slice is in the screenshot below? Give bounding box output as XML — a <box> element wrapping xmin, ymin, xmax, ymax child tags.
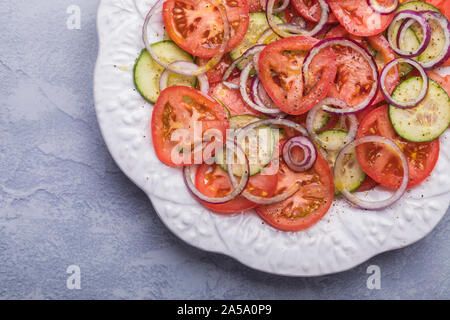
<box><xmin>318</xmin><ymin>130</ymin><xmax>366</xmax><ymax>194</ymax></box>
<box><xmin>313</xmin><ymin>108</ymin><xmax>332</xmax><ymax>132</ymax></box>
<box><xmin>395</xmin><ymin>1</ymin><xmax>444</xmax><ymax>67</ymax></box>
<box><xmin>216</xmin><ymin>115</ymin><xmax>276</xmax><ymax>177</ymax></box>
<box><xmin>398</xmin><ymin>28</ymin><xmax>421</xmax><ymax>77</ymax></box>
<box><xmin>229</xmin><ymin>12</ymin><xmax>283</xmax><ymax>70</ymax></box>
<box><xmin>133</xmin><ymin>41</ymin><xmax>196</xmax><ymax>104</ymax></box>
<box><xmin>396</xmin><ymin>1</ymin><xmax>441</xmax><ymax>14</ymax></box>
<box><xmin>389</xmin><ymin>77</ymin><xmax>450</xmax><ymax>142</ymax></box>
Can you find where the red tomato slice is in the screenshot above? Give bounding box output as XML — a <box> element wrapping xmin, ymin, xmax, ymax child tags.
<box><xmin>152</xmin><ymin>86</ymin><xmax>229</xmax><ymax>166</ymax></box>
<box><xmin>284</xmin><ymin>4</ymin><xmax>334</xmax><ymax>40</ymax></box>
<box><xmin>328</xmin><ymin>0</ymin><xmax>394</xmax><ymax>36</ymax></box>
<box><xmin>198</xmin><ymin>55</ymin><xmax>237</xmax><ymax>84</ymax></box>
<box><xmin>291</xmin><ymin>0</ymin><xmax>338</xmax><ymax>23</ymax></box>
<box><xmin>356</xmin><ymin>105</ymin><xmax>440</xmax><ymax>189</ymax></box>
<box><xmin>355</xmin><ymin>103</ymin><xmax>378</xmax><ymax>123</ymax></box>
<box><xmin>325</xmin><ymin>28</ymin><xmax>399</xmax><ymax>107</ymax></box>
<box><xmin>327</xmin><ymin>39</ymin><xmax>378</xmax><ymax>107</ymax></box>
<box><xmin>195</xmin><ymin>164</ymin><xmax>278</xmax><ymax>213</ymax></box>
<box><xmin>163</xmin><ymin>0</ymin><xmax>249</xmax><ymax>58</ymax></box>
<box><xmin>426</xmin><ymin>70</ymin><xmax>450</xmax><ymax>97</ymax></box>
<box><xmin>247</xmin><ymin>0</ymin><xmax>263</xmax><ymax>12</ymax></box>
<box><xmin>324</xmin><ymin>25</ymin><xmax>350</xmax><ymax>39</ymax></box>
<box><xmin>247</xmin><ymin>0</ymin><xmax>283</xmax><ymax>12</ymax></box>
<box><xmin>209</xmin><ymin>77</ymin><xmax>261</xmax><ymax>116</ymax></box>
<box><xmin>256</xmin><ymin>143</ymin><xmax>334</xmax><ymax>232</ymax></box>
<box><xmin>367</xmin><ymin>34</ymin><xmax>399</xmax><ymax>105</ymax></box>
<box><xmin>354</xmin><ymin>175</ymin><xmax>378</xmax><ymax>192</ymax></box>
<box><xmin>282</xmin><ymin>3</ymin><xmax>300</xmax><ymax>23</ymax></box>
<box><xmin>258</xmin><ymin>36</ymin><xmax>337</xmax><ymax>115</ymax></box>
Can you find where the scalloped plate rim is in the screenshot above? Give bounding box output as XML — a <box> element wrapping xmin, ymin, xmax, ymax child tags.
<box><xmin>94</xmin><ymin>0</ymin><xmax>450</xmax><ymax>277</ymax></box>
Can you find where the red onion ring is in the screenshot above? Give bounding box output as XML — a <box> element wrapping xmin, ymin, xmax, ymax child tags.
<box><xmin>222</xmin><ymin>44</ymin><xmax>266</xmax><ymax>90</ymax></box>
<box><xmin>366</xmin><ymin>0</ymin><xmax>398</xmax><ymax>15</ymax></box>
<box><xmin>307</xmin><ymin>99</ymin><xmax>358</xmax><ymax>151</ymax></box>
<box><xmin>183</xmin><ymin>140</ymin><xmax>250</xmax><ymax>204</ymax></box>
<box><xmin>256</xmin><ymin>28</ymin><xmax>276</xmax><ymax>45</ymax></box>
<box><xmin>334</xmin><ymin>136</ymin><xmax>409</xmax><ymax>210</ymax></box>
<box><xmin>282</xmin><ymin>136</ymin><xmax>317</xmax><ymax>172</ymax></box>
<box><xmin>143</xmin><ymin>0</ymin><xmax>230</xmax><ymax>76</ymax></box>
<box><xmin>238</xmin><ymin>118</ymin><xmax>308</xmax><ymax>141</ymax></box>
<box><xmin>266</xmin><ymin>0</ymin><xmax>329</xmax><ymax>38</ymax></box>
<box><xmin>240</xmin><ymin>58</ymin><xmax>283</xmax><ymax>115</ymax></box>
<box><xmin>159</xmin><ymin>61</ymin><xmax>210</xmax><ymax>94</ymax></box>
<box><xmin>396</xmin><ymin>18</ymin><xmax>415</xmax><ymax>49</ymax></box>
<box><xmin>387</xmin><ymin>10</ymin><xmax>431</xmax><ymax>58</ymax></box>
<box><xmin>250</xmin><ymin>77</ymin><xmax>283</xmax><ymax>115</ymax></box>
<box><xmin>380</xmin><ymin>58</ymin><xmax>428</xmax><ymax>109</ymax></box>
<box><xmin>418</xmin><ymin>11</ymin><xmax>450</xmax><ymax>70</ymax></box>
<box><xmin>303</xmin><ymin>38</ymin><xmax>379</xmax><ymax>115</ymax></box>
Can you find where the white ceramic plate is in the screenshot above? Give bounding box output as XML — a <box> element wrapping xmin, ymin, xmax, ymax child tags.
<box><xmin>94</xmin><ymin>0</ymin><xmax>450</xmax><ymax>276</ymax></box>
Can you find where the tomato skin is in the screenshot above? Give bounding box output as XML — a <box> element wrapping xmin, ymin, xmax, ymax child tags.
<box><xmin>209</xmin><ymin>76</ymin><xmax>261</xmax><ymax>117</ymax></box>
<box><xmin>356</xmin><ymin>105</ymin><xmax>440</xmax><ymax>189</ymax></box>
<box><xmin>354</xmin><ymin>175</ymin><xmax>378</xmax><ymax>192</ymax></box>
<box><xmin>426</xmin><ymin>70</ymin><xmax>450</xmax><ymax>97</ymax></box>
<box><xmin>355</xmin><ymin>103</ymin><xmax>378</xmax><ymax>123</ymax></box>
<box><xmin>258</xmin><ymin>36</ymin><xmax>337</xmax><ymax>115</ymax></box>
<box><xmin>291</xmin><ymin>0</ymin><xmax>338</xmax><ymax>23</ymax></box>
<box><xmin>163</xmin><ymin>0</ymin><xmax>249</xmax><ymax>58</ymax></box>
<box><xmin>198</xmin><ymin>55</ymin><xmax>237</xmax><ymax>84</ymax></box>
<box><xmin>328</xmin><ymin>0</ymin><xmax>394</xmax><ymax>36</ymax></box>
<box><xmin>256</xmin><ymin>152</ymin><xmax>334</xmax><ymax>232</ymax></box>
<box><xmin>151</xmin><ymin>86</ymin><xmax>229</xmax><ymax>167</ymax></box>
<box><xmin>324</xmin><ymin>25</ymin><xmax>350</xmax><ymax>39</ymax></box>
<box><xmin>195</xmin><ymin>164</ymin><xmax>278</xmax><ymax>213</ymax></box>
<box><xmin>247</xmin><ymin>0</ymin><xmax>263</xmax><ymax>12</ymax></box>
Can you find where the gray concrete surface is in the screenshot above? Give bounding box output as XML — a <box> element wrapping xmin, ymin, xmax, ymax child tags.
<box><xmin>0</xmin><ymin>0</ymin><xmax>448</xmax><ymax>299</ymax></box>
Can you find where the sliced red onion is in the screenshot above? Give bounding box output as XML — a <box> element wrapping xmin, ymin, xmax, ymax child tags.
<box><xmin>240</xmin><ymin>60</ymin><xmax>283</xmax><ymax>115</ymax></box>
<box><xmin>366</xmin><ymin>0</ymin><xmax>398</xmax><ymax>15</ymax></box>
<box><xmin>380</xmin><ymin>58</ymin><xmax>428</xmax><ymax>108</ymax></box>
<box><xmin>266</xmin><ymin>0</ymin><xmax>329</xmax><ymax>38</ymax></box>
<box><xmin>256</xmin><ymin>28</ymin><xmax>276</xmax><ymax>45</ymax></box>
<box><xmin>238</xmin><ymin>118</ymin><xmax>308</xmax><ymax>141</ymax></box>
<box><xmin>396</xmin><ymin>18</ymin><xmax>414</xmax><ymax>49</ymax></box>
<box><xmin>283</xmin><ymin>136</ymin><xmax>317</xmax><ymax>172</ymax></box>
<box><xmin>183</xmin><ymin>140</ymin><xmax>249</xmax><ymax>204</ymax></box>
<box><xmin>250</xmin><ymin>77</ymin><xmax>283</xmax><ymax>115</ymax></box>
<box><xmin>335</xmin><ymin>136</ymin><xmax>409</xmax><ymax>210</ymax></box>
<box><xmin>143</xmin><ymin>0</ymin><xmax>230</xmax><ymax>76</ymax></box>
<box><xmin>307</xmin><ymin>99</ymin><xmax>358</xmax><ymax>151</ymax></box>
<box><xmin>387</xmin><ymin>10</ymin><xmax>431</xmax><ymax>58</ymax></box>
<box><xmin>303</xmin><ymin>38</ymin><xmax>379</xmax><ymax>114</ymax></box>
<box><xmin>418</xmin><ymin>11</ymin><xmax>450</xmax><ymax>70</ymax></box>
<box><xmin>290</xmin><ymin>16</ymin><xmax>306</xmax><ymax>29</ymax></box>
<box><xmin>159</xmin><ymin>61</ymin><xmax>210</xmax><ymax>94</ymax></box>
<box><xmin>252</xmin><ymin>52</ymin><xmax>261</xmax><ymax>76</ymax></box>
<box><xmin>222</xmin><ymin>44</ymin><xmax>266</xmax><ymax>89</ymax></box>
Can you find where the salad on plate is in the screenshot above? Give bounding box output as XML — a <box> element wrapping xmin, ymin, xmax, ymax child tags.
<box><xmin>133</xmin><ymin>0</ymin><xmax>450</xmax><ymax>232</ymax></box>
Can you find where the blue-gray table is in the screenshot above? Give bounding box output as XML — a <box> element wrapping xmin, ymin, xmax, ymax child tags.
<box><xmin>0</xmin><ymin>0</ymin><xmax>448</xmax><ymax>300</ymax></box>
